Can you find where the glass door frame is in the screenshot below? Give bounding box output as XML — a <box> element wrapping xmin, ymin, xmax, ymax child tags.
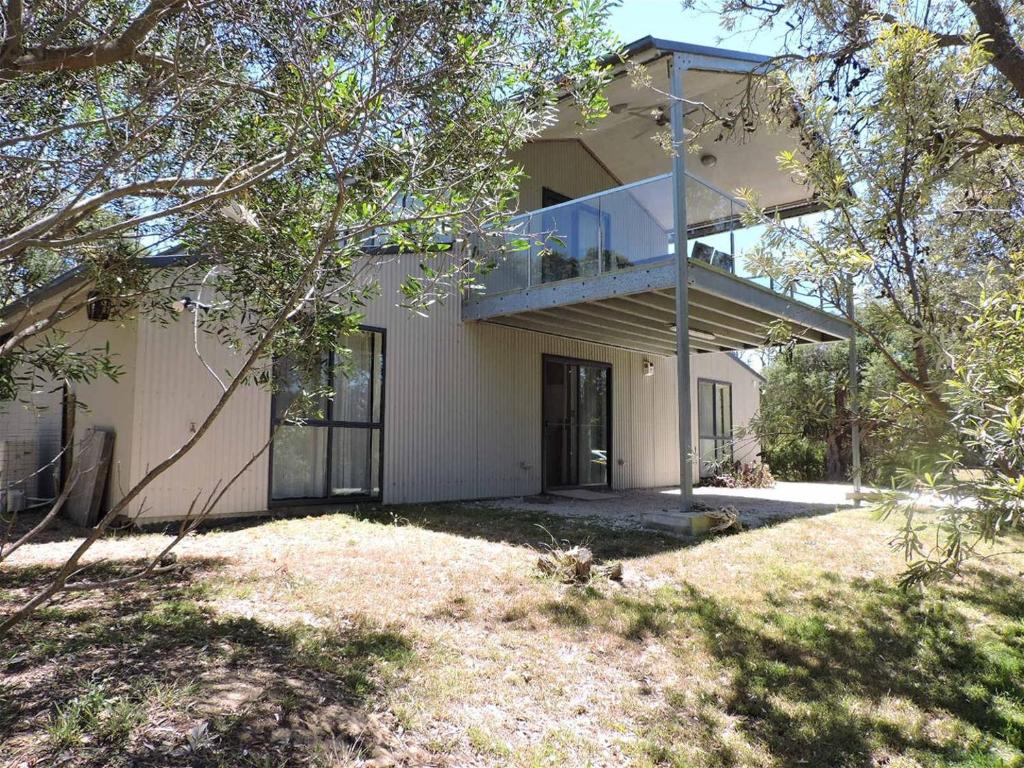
<box><xmin>697</xmin><ymin>377</ymin><xmax>733</xmax><ymax>478</ymax></box>
<box><xmin>541</xmin><ymin>354</ymin><xmax>613</xmax><ymax>491</ymax></box>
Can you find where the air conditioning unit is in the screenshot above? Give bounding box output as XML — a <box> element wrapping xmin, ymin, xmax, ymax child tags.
<box><xmin>0</xmin><ymin>439</ymin><xmax>40</xmax><ymax>500</ymax></box>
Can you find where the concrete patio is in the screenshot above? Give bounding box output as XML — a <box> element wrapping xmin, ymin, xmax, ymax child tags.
<box><xmin>481</xmin><ymin>482</ymin><xmax>859</xmax><ymax>535</ymax></box>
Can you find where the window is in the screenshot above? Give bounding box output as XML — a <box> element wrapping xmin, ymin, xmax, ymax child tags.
<box><xmin>269</xmin><ymin>328</ymin><xmax>384</xmax><ymax>502</ymax></box>
<box><xmin>698</xmin><ymin>379</ymin><xmax>732</xmax><ymax>477</ymax></box>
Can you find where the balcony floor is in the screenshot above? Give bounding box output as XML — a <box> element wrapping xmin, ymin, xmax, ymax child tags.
<box><xmin>463</xmin><ymin>259</ymin><xmax>851</xmax><ymax>355</ymax></box>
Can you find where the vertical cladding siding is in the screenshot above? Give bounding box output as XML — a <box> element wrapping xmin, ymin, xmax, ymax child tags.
<box><xmin>67</xmin><ymin>310</ymin><xmax>138</xmax><ymax>502</ymax></box>
<box><xmin>689</xmin><ymin>352</ymin><xmax>763</xmax><ymax>472</ymax></box>
<box><xmin>512</xmin><ymin>140</ymin><xmax>619</xmax><ymax>212</ymax></box>
<box><xmin>94</xmin><ymin>255</ymin><xmax>763</xmax><ymax>521</ymax></box>
<box><xmin>360</xmin><ymin>257</ymin><xmax>681</xmax><ymax>503</ymax></box>
<box><xmin>127</xmin><ymin>312</ymin><xmax>271</xmax><ymax>522</ymax></box>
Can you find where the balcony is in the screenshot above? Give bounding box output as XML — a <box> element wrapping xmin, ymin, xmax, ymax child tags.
<box><xmin>479</xmin><ymin>172</ymin><xmax>825</xmax><ymax>309</ymax></box>
<box><xmin>463</xmin><ymin>173</ymin><xmax>849</xmax><ymax>356</ymax></box>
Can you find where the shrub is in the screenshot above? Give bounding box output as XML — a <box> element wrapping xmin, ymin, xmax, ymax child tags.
<box><xmin>761</xmin><ymin>439</ymin><xmax>826</xmax><ymax>481</ymax></box>
<box><xmin>700</xmin><ymin>461</ymin><xmax>776</xmax><ymax>489</ymax></box>
<box><xmin>736</xmin><ymin>462</ymin><xmax>776</xmax><ymax>488</ymax></box>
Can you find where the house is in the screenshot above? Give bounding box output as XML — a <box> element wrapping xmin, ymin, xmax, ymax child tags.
<box><xmin>0</xmin><ymin>37</ymin><xmax>848</xmax><ymax>525</ymax></box>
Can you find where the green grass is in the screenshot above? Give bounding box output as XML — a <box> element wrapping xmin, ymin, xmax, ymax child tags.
<box><xmin>47</xmin><ymin>683</ymin><xmax>146</xmax><ymax>749</ymax></box>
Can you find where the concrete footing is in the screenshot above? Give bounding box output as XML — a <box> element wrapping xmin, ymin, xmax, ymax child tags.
<box><xmin>642</xmin><ymin>511</ymin><xmax>715</xmax><ymax>537</ymax></box>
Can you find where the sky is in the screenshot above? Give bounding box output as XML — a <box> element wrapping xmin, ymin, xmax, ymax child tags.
<box><xmin>607</xmin><ymin>0</ymin><xmax>786</xmax><ymax>56</ymax></box>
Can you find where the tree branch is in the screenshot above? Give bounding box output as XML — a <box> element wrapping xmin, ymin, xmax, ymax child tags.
<box><xmin>1</xmin><ymin>0</ymin><xmax>187</xmax><ymax>78</ymax></box>
<box><xmin>964</xmin><ymin>0</ymin><xmax>1024</xmax><ymax>97</ymax></box>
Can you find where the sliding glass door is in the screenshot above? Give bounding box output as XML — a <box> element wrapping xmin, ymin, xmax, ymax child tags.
<box><xmin>270</xmin><ymin>328</ymin><xmax>384</xmax><ymax>503</ymax></box>
<box><xmin>543</xmin><ymin>357</ymin><xmax>611</xmax><ymax>489</ymax></box>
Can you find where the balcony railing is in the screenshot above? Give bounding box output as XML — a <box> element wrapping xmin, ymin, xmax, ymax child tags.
<box><xmin>478</xmin><ymin>172</ymin><xmax>828</xmax><ymax>310</ymax></box>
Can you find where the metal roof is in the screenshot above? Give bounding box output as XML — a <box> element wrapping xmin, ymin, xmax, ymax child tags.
<box><xmin>619</xmin><ymin>36</ymin><xmax>772</xmax><ymax>68</ymax></box>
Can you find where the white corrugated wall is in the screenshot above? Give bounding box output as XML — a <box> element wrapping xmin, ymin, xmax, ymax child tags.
<box><xmin>125</xmin><ymin>309</ymin><xmax>271</xmax><ymax>521</ymax></box>
<box><xmin>103</xmin><ymin>254</ymin><xmax>762</xmax><ymax>522</ymax></box>
<box><xmin>360</xmin><ymin>257</ymin><xmax>682</xmax><ymax>503</ymax></box>
<box><xmin>513</xmin><ymin>140</ymin><xmax>619</xmax><ymax>211</ymax></box>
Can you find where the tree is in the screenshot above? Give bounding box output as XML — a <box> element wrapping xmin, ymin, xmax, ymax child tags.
<box><xmin>879</xmin><ymin>263</ymin><xmax>1024</xmax><ymax>584</ymax></box>
<box><xmin>754</xmin><ymin>309</ymin><xmax>954</xmax><ymax>484</ymax></box>
<box><xmin>755</xmin><ymin>342</ymin><xmax>855</xmax><ymax>482</ymax></box>
<box><xmin>0</xmin><ymin>0</ymin><xmax>615</xmax><ymax>633</ymax></box>
<box><xmin>684</xmin><ymin>0</ymin><xmax>1024</xmax><ymax>579</ymax></box>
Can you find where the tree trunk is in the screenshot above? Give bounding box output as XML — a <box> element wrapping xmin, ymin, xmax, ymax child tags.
<box><xmin>825</xmin><ymin>432</ymin><xmax>845</xmax><ymax>481</ymax></box>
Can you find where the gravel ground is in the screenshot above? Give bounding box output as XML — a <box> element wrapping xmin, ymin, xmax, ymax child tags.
<box><xmin>478</xmin><ymin>481</ymin><xmax>858</xmax><ymax>531</ymax></box>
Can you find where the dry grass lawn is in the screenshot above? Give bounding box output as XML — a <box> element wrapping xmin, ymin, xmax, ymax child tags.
<box><xmin>2</xmin><ymin>502</ymin><xmax>1024</xmax><ymax>767</ymax></box>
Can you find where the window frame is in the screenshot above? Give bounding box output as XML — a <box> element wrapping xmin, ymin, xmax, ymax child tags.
<box><xmin>541</xmin><ymin>354</ymin><xmax>613</xmax><ymax>491</ymax></box>
<box><xmin>697</xmin><ymin>377</ymin><xmax>734</xmax><ymax>478</ymax></box>
<box><xmin>267</xmin><ymin>325</ymin><xmax>386</xmax><ymax>506</ymax></box>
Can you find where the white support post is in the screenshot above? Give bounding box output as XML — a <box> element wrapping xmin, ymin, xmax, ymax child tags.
<box><xmin>847</xmin><ymin>277</ymin><xmax>862</xmax><ymax>504</ymax></box>
<box><xmin>670</xmin><ymin>53</ymin><xmax>693</xmax><ymax>513</ymax></box>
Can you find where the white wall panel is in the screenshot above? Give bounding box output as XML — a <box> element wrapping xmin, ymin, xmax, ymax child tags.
<box><xmin>360</xmin><ymin>257</ymin><xmax>683</xmax><ymax>503</ymax></box>
<box><xmin>513</xmin><ymin>140</ymin><xmax>619</xmax><ymax>212</ymax></box>
<box><xmin>690</xmin><ymin>352</ymin><xmax>763</xmax><ymax>472</ymax></box>
<box><xmin>44</xmin><ymin>255</ymin><xmax>765</xmax><ymax>522</ymax></box>
<box><xmin>126</xmin><ymin>312</ymin><xmax>270</xmax><ymax>522</ymax></box>
<box><xmin>65</xmin><ymin>310</ymin><xmax>138</xmax><ymax>506</ymax></box>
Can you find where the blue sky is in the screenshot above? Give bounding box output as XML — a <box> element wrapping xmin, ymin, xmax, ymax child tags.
<box><xmin>607</xmin><ymin>0</ymin><xmax>784</xmax><ymax>55</ymax></box>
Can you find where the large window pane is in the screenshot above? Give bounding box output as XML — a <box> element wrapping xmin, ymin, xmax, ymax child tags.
<box><xmin>698</xmin><ymin>380</ymin><xmax>733</xmax><ymax>478</ymax></box>
<box><xmin>577</xmin><ymin>365</ymin><xmax>608</xmax><ymax>486</ymax></box>
<box><xmin>271</xmin><ymin>426</ymin><xmax>327</xmax><ymax>499</ymax></box>
<box><xmin>332</xmin><ymin>332</ymin><xmax>373</xmax><ymax>422</ymax></box>
<box><xmin>329</xmin><ymin>427</ymin><xmax>380</xmax><ymax>497</ymax></box>
<box><xmin>272</xmin><ymin>357</ymin><xmax>328</xmax><ymax>421</ymax></box>
<box><xmin>698</xmin><ymin>381</ymin><xmax>714</xmax><ymax>438</ymax></box>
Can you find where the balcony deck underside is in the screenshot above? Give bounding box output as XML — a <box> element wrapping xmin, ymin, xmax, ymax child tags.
<box><xmin>462</xmin><ymin>259</ymin><xmax>852</xmax><ymax>357</ymax></box>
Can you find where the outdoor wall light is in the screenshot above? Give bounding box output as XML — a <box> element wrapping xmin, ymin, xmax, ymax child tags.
<box><xmin>700</xmin><ymin>154</ymin><xmax>718</xmax><ymax>167</ymax></box>
<box><xmin>642</xmin><ymin>360</ymin><xmax>655</xmax><ymax>377</ymax></box>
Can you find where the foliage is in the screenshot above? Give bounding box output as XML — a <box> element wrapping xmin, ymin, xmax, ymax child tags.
<box><xmin>760</xmin><ymin>436</ymin><xmax>825</xmax><ymax>482</ymax></box>
<box><xmin>701</xmin><ymin>460</ymin><xmax>776</xmax><ymax>489</ymax></box>
<box><xmin>754</xmin><ymin>342</ymin><xmax>856</xmax><ymax>481</ymax></box>
<box><xmin>735</xmin><ymin>461</ymin><xmax>776</xmax><ymax>488</ymax></box>
<box><xmin>754</xmin><ymin>309</ymin><xmax>957</xmax><ymax>484</ymax></box>
<box><xmin>879</xmin><ymin>263</ymin><xmax>1024</xmax><ymax>584</ymax></box>
<box><xmin>0</xmin><ymin>0</ymin><xmax>616</xmax><ymax>632</ymax></box>
<box><xmin>689</xmin><ymin>0</ymin><xmax>1024</xmax><ymax>577</ymax></box>
<box><xmin>0</xmin><ymin>0</ymin><xmax>616</xmax><ymax>394</ymax></box>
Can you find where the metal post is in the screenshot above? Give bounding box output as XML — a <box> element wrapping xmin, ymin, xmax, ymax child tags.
<box><xmin>670</xmin><ymin>53</ymin><xmax>693</xmax><ymax>513</ymax></box>
<box><xmin>846</xmin><ymin>277</ymin><xmax>862</xmax><ymax>505</ymax></box>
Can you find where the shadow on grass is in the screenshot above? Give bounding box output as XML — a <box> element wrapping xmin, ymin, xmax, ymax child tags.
<box><xmin>529</xmin><ymin>564</ymin><xmax>1024</xmax><ymax>766</ymax></box>
<box><xmin>678</xmin><ymin>575</ymin><xmax>1023</xmax><ymax>766</ymax></box>
<box><xmin>351</xmin><ymin>502</ymin><xmax>695</xmax><ymax>560</ymax></box>
<box><xmin>1</xmin><ymin>558</ymin><xmax>415</xmax><ymax>768</ymax></box>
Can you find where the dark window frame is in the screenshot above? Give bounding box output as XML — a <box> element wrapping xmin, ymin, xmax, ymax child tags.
<box><xmin>267</xmin><ymin>325</ymin><xmax>386</xmax><ymax>506</ymax></box>
<box><xmin>697</xmin><ymin>377</ymin><xmax>734</xmax><ymax>477</ymax></box>
<box><xmin>541</xmin><ymin>187</ymin><xmax>573</xmax><ymax>208</ymax></box>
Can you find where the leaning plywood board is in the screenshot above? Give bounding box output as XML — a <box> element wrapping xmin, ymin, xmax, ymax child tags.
<box><xmin>66</xmin><ymin>428</ymin><xmax>114</xmax><ymax>527</ymax></box>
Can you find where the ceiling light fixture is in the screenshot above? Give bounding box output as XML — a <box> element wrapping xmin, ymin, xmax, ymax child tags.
<box><xmin>668</xmin><ymin>324</ymin><xmax>717</xmax><ymax>342</ymax></box>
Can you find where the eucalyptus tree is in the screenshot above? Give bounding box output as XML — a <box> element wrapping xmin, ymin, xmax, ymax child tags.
<box><xmin>685</xmin><ymin>0</ymin><xmax>1024</xmax><ymax>580</ymax></box>
<box><xmin>0</xmin><ymin>0</ymin><xmax>614</xmax><ymax>632</ymax></box>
